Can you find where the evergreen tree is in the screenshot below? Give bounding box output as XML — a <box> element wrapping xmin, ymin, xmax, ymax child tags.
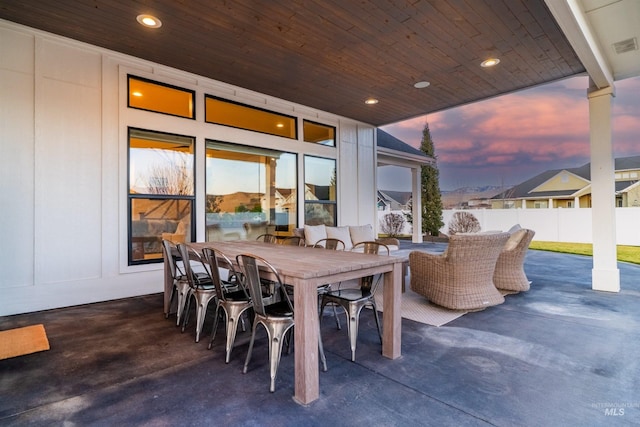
<box><xmin>419</xmin><ymin>123</ymin><xmax>444</xmax><ymax>235</ymax></box>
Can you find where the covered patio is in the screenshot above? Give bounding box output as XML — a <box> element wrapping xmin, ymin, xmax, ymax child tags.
<box><xmin>2</xmin><ymin>247</ymin><xmax>639</xmax><ymax>425</ymax></box>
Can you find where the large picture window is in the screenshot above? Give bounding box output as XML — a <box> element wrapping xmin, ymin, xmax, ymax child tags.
<box><xmin>205</xmin><ymin>141</ymin><xmax>297</xmax><ymax>241</ymax></box>
<box><xmin>304</xmin><ymin>156</ymin><xmax>337</xmax><ymax>226</ymax></box>
<box><xmin>128</xmin><ymin>128</ymin><xmax>195</xmax><ymax>264</ymax></box>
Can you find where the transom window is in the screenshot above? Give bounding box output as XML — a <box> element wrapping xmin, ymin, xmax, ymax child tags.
<box><xmin>205</xmin><ymin>96</ymin><xmax>296</xmax><ymax>139</ymax></box>
<box><xmin>128</xmin><ymin>75</ymin><xmax>195</xmax><ymax>119</ymax></box>
<box><xmin>303</xmin><ymin>120</ymin><xmax>336</xmax><ymax>146</ymax></box>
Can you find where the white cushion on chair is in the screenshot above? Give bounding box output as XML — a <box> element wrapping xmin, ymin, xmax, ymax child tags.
<box><xmin>304</xmin><ymin>224</ymin><xmax>327</xmax><ymax>246</ymax></box>
<box><xmin>326</xmin><ymin>226</ymin><xmax>353</xmax><ymax>250</ymax></box>
<box><xmin>349</xmin><ymin>224</ymin><xmax>375</xmax><ymax>245</ymax></box>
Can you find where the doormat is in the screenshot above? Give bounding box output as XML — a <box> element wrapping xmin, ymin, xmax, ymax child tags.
<box><xmin>0</xmin><ymin>324</ymin><xmax>50</xmax><ymax>360</ymax></box>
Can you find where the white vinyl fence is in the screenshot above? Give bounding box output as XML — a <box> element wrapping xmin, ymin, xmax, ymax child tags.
<box><xmin>378</xmin><ymin>208</ymin><xmax>640</xmax><ymax>246</ymax></box>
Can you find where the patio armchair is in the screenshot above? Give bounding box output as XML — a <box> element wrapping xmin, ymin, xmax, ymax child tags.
<box><xmin>493</xmin><ymin>228</ymin><xmax>536</xmax><ymax>292</ymax></box>
<box><xmin>409</xmin><ymin>232</ymin><xmax>510</xmax><ymax>311</ymax></box>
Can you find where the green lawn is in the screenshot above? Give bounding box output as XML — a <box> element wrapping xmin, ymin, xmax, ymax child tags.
<box><xmin>529</xmin><ymin>241</ymin><xmax>640</xmax><ymax>265</ymax></box>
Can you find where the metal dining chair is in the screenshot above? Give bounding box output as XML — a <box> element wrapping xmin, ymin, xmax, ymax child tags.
<box><xmin>202</xmin><ymin>247</ymin><xmax>252</xmax><ymax>363</ymax></box>
<box><xmin>237</xmin><ymin>253</ymin><xmax>327</xmax><ymax>392</ymax></box>
<box><xmin>320</xmin><ymin>241</ymin><xmax>389</xmax><ymax>362</ymax></box>
<box><xmin>162</xmin><ymin>239</ymin><xmax>191</xmax><ymax>325</ymax></box>
<box><xmin>256</xmin><ymin>233</ymin><xmax>278</xmax><ymax>243</ymax></box>
<box><xmin>312</xmin><ymin>238</ymin><xmax>345</xmax><ymax>329</ymax></box>
<box><xmin>177</xmin><ymin>243</ymin><xmax>217</xmax><ymax>342</ymax></box>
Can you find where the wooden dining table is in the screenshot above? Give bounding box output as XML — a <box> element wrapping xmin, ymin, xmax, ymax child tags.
<box><xmin>165</xmin><ymin>239</ymin><xmax>403</xmax><ymax>405</ymax></box>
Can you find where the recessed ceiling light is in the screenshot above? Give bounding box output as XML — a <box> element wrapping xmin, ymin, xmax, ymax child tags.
<box><xmin>414</xmin><ymin>81</ymin><xmax>430</xmax><ymax>89</ymax></box>
<box><xmin>136</xmin><ymin>14</ymin><xmax>162</xmax><ymax>29</ymax></box>
<box><xmin>276</xmin><ymin>123</ymin><xmax>284</xmax><ymax>128</ymax></box>
<box><xmin>481</xmin><ymin>58</ymin><xmax>500</xmax><ymax>68</ymax></box>
<box><xmin>132</xmin><ymin>91</ymin><xmax>143</xmax><ymax>97</ymax></box>
<box><xmin>364</xmin><ymin>98</ymin><xmax>379</xmax><ymax>105</ymax></box>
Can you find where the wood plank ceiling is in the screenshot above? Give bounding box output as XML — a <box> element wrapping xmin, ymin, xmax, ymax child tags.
<box><xmin>0</xmin><ymin>0</ymin><xmax>586</xmax><ymax>126</ymax></box>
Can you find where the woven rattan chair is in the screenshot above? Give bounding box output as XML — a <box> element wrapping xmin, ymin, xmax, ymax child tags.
<box><xmin>409</xmin><ymin>232</ymin><xmax>510</xmax><ymax>311</ymax></box>
<box><xmin>493</xmin><ymin>229</ymin><xmax>536</xmax><ymax>292</ymax></box>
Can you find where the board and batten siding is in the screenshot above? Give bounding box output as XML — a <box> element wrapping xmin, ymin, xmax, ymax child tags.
<box><xmin>0</xmin><ymin>20</ymin><xmax>377</xmax><ymax>316</ymax></box>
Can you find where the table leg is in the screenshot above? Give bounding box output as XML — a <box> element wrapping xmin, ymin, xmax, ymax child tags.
<box><xmin>382</xmin><ymin>262</ymin><xmax>402</xmax><ymax>359</ymax></box>
<box><xmin>293</xmin><ymin>282</ymin><xmax>320</xmax><ymax>404</ymax></box>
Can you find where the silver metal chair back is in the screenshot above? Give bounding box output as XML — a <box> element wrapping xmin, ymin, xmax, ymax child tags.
<box><xmin>256</xmin><ymin>234</ymin><xmax>278</xmax><ymax>244</ymax></box>
<box><xmin>237</xmin><ymin>253</ymin><xmax>290</xmax><ymax>317</ymax></box>
<box><xmin>314</xmin><ymin>238</ymin><xmax>345</xmax><ymax>250</ymax></box>
<box><xmin>352</xmin><ymin>241</ymin><xmax>389</xmax><ymax>293</ymax></box>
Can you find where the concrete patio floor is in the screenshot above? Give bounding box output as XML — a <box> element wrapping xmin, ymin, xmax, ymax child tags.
<box><xmin>1</xmin><ymin>245</ymin><xmax>639</xmax><ymax>426</ymax></box>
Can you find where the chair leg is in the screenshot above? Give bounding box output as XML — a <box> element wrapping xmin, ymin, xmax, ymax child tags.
<box><xmin>176</xmin><ymin>288</ymin><xmax>191</xmax><ymax>327</ymax></box>
<box><xmin>243</xmin><ymin>320</ymin><xmax>259</xmax><ymax>375</ymax></box>
<box><xmin>194</xmin><ymin>294</ymin><xmax>215</xmax><ymax>343</ymax></box>
<box><xmin>224</xmin><ymin>305</ymin><xmax>248</xmax><ymax>363</ymax></box>
<box><xmin>181</xmin><ymin>294</ymin><xmax>193</xmax><ymax>331</ymax></box>
<box><xmin>318</xmin><ymin>319</ymin><xmax>328</xmax><ymax>372</ymax></box>
<box><xmin>371</xmin><ymin>302</ymin><xmax>382</xmax><ymax>344</ymax></box>
<box><xmin>208</xmin><ymin>305</ymin><xmax>222</xmax><ymax>350</ymax></box>
<box><xmin>347</xmin><ymin>303</ymin><xmax>361</xmax><ymax>362</ymax></box>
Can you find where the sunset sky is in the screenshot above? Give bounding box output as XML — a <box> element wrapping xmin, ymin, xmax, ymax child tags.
<box><xmin>379</xmin><ymin>75</ymin><xmax>640</xmax><ymax>191</ymax></box>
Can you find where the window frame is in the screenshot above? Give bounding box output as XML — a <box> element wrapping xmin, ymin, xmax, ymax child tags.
<box><xmin>127</xmin><ymin>127</ymin><xmax>197</xmax><ymax>265</ymax></box>
<box><xmin>127</xmin><ymin>74</ymin><xmax>196</xmax><ymax>120</ymax></box>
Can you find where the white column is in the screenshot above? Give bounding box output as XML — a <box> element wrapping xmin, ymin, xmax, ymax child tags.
<box><xmin>548</xmin><ymin>198</ymin><xmax>553</xmax><ymax>208</ymax></box>
<box><xmin>411</xmin><ymin>167</ymin><xmax>423</xmax><ymax>243</ymax></box>
<box><xmin>574</xmin><ymin>196</ymin><xmax>580</xmax><ymax>208</ymax></box>
<box><xmin>521</xmin><ymin>199</ymin><xmax>527</xmax><ymax>209</ymax></box>
<box><xmin>588</xmin><ymin>83</ymin><xmax>620</xmax><ymax>292</ymax></box>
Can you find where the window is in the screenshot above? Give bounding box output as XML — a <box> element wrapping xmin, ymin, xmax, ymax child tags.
<box><xmin>303</xmin><ymin>120</ymin><xmax>336</xmax><ymax>146</ymax></box>
<box><xmin>304</xmin><ymin>156</ymin><xmax>336</xmax><ymax>226</ymax></box>
<box><xmin>128</xmin><ymin>128</ymin><xmax>195</xmax><ymax>264</ymax></box>
<box><xmin>205</xmin><ymin>141</ymin><xmax>297</xmax><ymax>241</ymax></box>
<box><xmin>205</xmin><ymin>96</ymin><xmax>296</xmax><ymax>139</ymax></box>
<box><xmin>128</xmin><ymin>75</ymin><xmax>195</xmax><ymax>119</ymax></box>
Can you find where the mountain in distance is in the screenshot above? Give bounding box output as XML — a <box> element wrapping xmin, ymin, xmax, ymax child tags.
<box><xmin>440</xmin><ymin>185</ymin><xmax>504</xmax><ymax>209</ymax></box>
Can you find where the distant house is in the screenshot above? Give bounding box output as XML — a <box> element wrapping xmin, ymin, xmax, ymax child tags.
<box><xmin>491</xmin><ymin>155</ymin><xmax>640</xmax><ymax>208</ymax></box>
<box><xmin>377</xmin><ymin>190</ymin><xmax>412</xmax><ymax>211</ymax></box>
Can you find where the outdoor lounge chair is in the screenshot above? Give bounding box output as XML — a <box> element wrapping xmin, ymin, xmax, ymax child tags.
<box><xmin>409</xmin><ymin>232</ymin><xmax>510</xmax><ymax>311</ymax></box>
<box><xmin>493</xmin><ymin>228</ymin><xmax>536</xmax><ymax>292</ymax></box>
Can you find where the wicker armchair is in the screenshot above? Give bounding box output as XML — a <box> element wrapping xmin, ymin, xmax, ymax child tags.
<box><xmin>493</xmin><ymin>229</ymin><xmax>535</xmax><ymax>292</ymax></box>
<box><xmin>409</xmin><ymin>232</ymin><xmax>510</xmax><ymax>311</ymax></box>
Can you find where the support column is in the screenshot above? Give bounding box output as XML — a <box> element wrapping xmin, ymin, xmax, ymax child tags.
<box><xmin>411</xmin><ymin>167</ymin><xmax>423</xmax><ymax>243</ymax></box>
<box><xmin>588</xmin><ymin>83</ymin><xmax>620</xmax><ymax>292</ymax></box>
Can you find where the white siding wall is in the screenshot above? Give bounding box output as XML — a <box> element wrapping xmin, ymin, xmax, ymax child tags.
<box><xmin>0</xmin><ymin>21</ymin><xmax>377</xmax><ymax>316</ymax></box>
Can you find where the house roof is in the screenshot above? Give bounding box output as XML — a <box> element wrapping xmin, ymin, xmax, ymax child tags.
<box><xmin>493</xmin><ymin>155</ymin><xmax>640</xmax><ymax>200</ymax></box>
<box><xmin>376</xmin><ymin>129</ymin><xmax>427</xmax><ymax>159</ymax></box>
<box><xmin>378</xmin><ymin>190</ymin><xmax>412</xmax><ymax>206</ymax></box>
<box><xmin>2</xmin><ymin>1</ymin><xmax>638</xmax><ymax>126</ymax></box>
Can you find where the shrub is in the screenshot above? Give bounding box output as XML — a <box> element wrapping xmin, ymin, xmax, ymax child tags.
<box><xmin>380</xmin><ymin>212</ymin><xmax>406</xmax><ymax>237</ymax></box>
<box><xmin>448</xmin><ymin>211</ymin><xmax>481</xmax><ymax>235</ymax></box>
